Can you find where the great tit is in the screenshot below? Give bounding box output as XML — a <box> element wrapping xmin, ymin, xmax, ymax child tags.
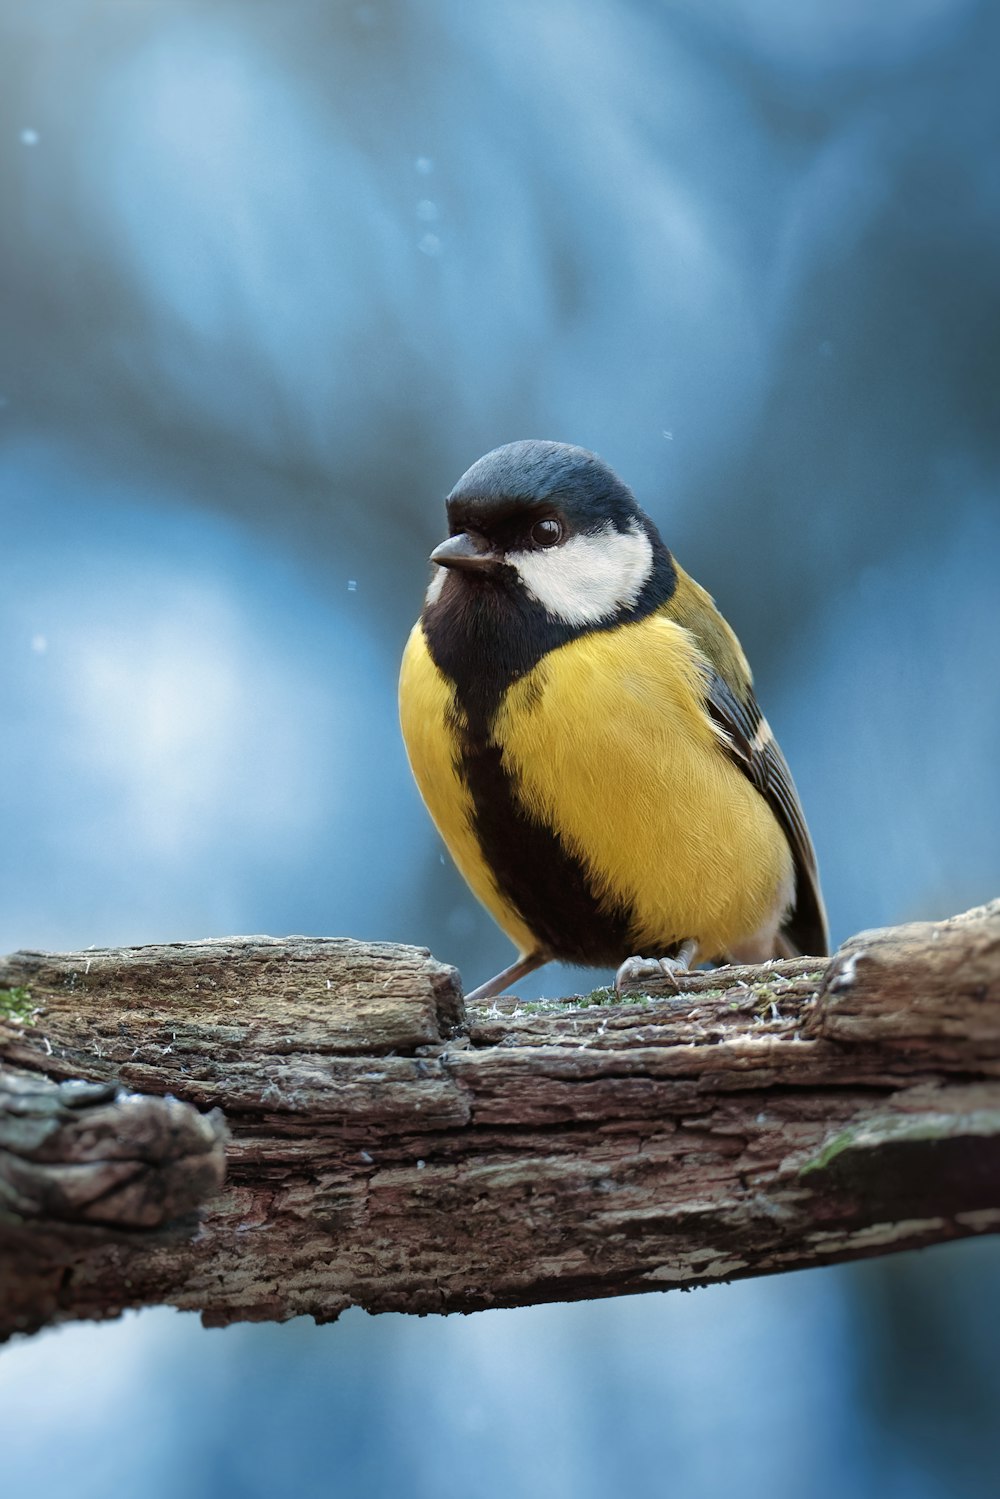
<box><xmin>399</xmin><ymin>440</ymin><xmax>828</xmax><ymax>1002</ymax></box>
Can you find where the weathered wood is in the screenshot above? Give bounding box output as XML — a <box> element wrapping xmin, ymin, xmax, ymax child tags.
<box><xmin>1</xmin><ymin>905</ymin><xmax>998</xmax><ymax>1340</ymax></box>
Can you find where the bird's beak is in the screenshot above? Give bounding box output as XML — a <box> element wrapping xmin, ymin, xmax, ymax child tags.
<box><xmin>429</xmin><ymin>532</ymin><xmax>499</xmax><ymax>571</ymax></box>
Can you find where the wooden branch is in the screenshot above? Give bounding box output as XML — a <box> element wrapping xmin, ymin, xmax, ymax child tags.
<box><xmin>1</xmin><ymin>902</ymin><xmax>998</xmax><ymax>1340</ymax></box>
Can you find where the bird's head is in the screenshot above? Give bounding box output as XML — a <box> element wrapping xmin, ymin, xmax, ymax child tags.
<box><xmin>426</xmin><ymin>439</ymin><xmax>672</xmax><ymax>628</ymax></box>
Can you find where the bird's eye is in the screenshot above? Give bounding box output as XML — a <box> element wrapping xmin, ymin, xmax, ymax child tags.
<box><xmin>530</xmin><ymin>517</ymin><xmax>563</xmax><ymax>548</ymax></box>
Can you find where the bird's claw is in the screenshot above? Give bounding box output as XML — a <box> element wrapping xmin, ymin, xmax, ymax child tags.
<box><xmin>615</xmin><ymin>952</ymin><xmax>691</xmax><ymax>995</ymax></box>
<box><xmin>615</xmin><ymin>939</ymin><xmax>697</xmax><ymax>995</ymax></box>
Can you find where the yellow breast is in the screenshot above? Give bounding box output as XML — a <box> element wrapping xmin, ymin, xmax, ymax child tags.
<box><xmin>399</xmin><ymin>611</ymin><xmax>793</xmax><ymax>962</ymax></box>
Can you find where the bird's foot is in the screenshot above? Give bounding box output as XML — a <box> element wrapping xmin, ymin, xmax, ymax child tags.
<box><xmin>614</xmin><ymin>940</ymin><xmax>697</xmax><ymax>995</ymax></box>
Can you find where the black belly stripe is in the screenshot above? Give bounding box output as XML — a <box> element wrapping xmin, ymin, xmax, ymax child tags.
<box><xmin>459</xmin><ymin>725</ymin><xmax>638</xmax><ymax>966</ymax></box>
<box><xmin>422</xmin><ymin>533</ymin><xmax>680</xmax><ymax>967</ymax></box>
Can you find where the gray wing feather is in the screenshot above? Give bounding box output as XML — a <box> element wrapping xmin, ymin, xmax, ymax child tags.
<box><xmin>705</xmin><ymin>674</ymin><xmax>829</xmax><ymax>958</ymax></box>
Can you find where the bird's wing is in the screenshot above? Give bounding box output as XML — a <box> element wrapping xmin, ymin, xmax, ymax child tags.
<box><xmin>663</xmin><ymin>567</ymin><xmax>829</xmax><ymax>958</ymax></box>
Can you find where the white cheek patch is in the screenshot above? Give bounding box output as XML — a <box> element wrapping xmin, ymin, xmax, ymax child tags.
<box><xmin>424</xmin><ymin>568</ymin><xmax>446</xmax><ymax>606</ymax></box>
<box><xmin>510</xmin><ymin>521</ymin><xmax>654</xmax><ymax>626</ymax></box>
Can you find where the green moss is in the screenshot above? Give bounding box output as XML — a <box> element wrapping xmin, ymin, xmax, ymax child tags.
<box><xmin>798</xmin><ymin>1111</ymin><xmax>1000</xmax><ymax>1177</ymax></box>
<box><xmin>799</xmin><ymin>1126</ymin><xmax>860</xmax><ymax>1175</ymax></box>
<box><xmin>0</xmin><ymin>986</ymin><xmax>35</xmax><ymax>1023</ymax></box>
<box><xmin>492</xmin><ymin>988</ymin><xmax>652</xmax><ymax>1016</ymax></box>
<box><xmin>561</xmin><ymin>982</ymin><xmax>730</xmax><ymax>1010</ymax></box>
<box><xmin>487</xmin><ymin>966</ymin><xmax>825</xmax><ymax>1018</ymax></box>
<box><xmin>574</xmin><ymin>987</ymin><xmax>644</xmax><ymax>1009</ymax></box>
<box><xmin>511</xmin><ymin>965</ymin><xmax>829</xmax><ymax>1017</ymax></box>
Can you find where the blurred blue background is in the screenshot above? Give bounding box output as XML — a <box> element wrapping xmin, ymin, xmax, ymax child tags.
<box><xmin>2</xmin><ymin>1</ymin><xmax>999</xmax><ymax>1494</ymax></box>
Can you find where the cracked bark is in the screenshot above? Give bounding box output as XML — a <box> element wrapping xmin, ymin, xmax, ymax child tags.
<box><xmin>1</xmin><ymin>901</ymin><xmax>998</xmax><ymax>1340</ymax></box>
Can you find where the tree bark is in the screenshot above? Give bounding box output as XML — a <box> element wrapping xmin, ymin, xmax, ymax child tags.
<box><xmin>1</xmin><ymin>902</ymin><xmax>998</xmax><ymax>1340</ymax></box>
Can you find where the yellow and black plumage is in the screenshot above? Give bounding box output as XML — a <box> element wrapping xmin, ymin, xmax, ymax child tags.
<box><xmin>399</xmin><ymin>440</ymin><xmax>828</xmax><ymax>1001</ymax></box>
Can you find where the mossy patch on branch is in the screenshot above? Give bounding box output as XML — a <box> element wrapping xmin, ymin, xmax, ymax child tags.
<box><xmin>0</xmin><ymin>986</ymin><xmax>36</xmax><ymax>1023</ymax></box>
<box><xmin>487</xmin><ymin>988</ymin><xmax>653</xmax><ymax>1016</ymax></box>
<box><xmin>799</xmin><ymin>1110</ymin><xmax>1000</xmax><ymax>1177</ymax></box>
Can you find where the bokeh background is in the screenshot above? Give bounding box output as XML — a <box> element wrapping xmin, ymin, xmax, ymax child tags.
<box><xmin>2</xmin><ymin>2</ymin><xmax>999</xmax><ymax>1495</ymax></box>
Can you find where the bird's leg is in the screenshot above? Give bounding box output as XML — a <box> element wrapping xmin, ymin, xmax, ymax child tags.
<box><xmin>464</xmin><ymin>952</ymin><xmax>548</xmax><ymax>1004</ymax></box>
<box><xmin>615</xmin><ymin>939</ymin><xmax>698</xmax><ymax>995</ymax></box>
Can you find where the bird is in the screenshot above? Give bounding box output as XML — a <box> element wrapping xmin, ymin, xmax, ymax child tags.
<box><xmin>398</xmin><ymin>440</ymin><xmax>828</xmax><ymax>1003</ymax></box>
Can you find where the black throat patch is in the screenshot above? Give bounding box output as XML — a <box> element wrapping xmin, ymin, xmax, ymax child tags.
<box><xmin>421</xmin><ymin>539</ymin><xmax>678</xmax><ymax>966</ymax></box>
